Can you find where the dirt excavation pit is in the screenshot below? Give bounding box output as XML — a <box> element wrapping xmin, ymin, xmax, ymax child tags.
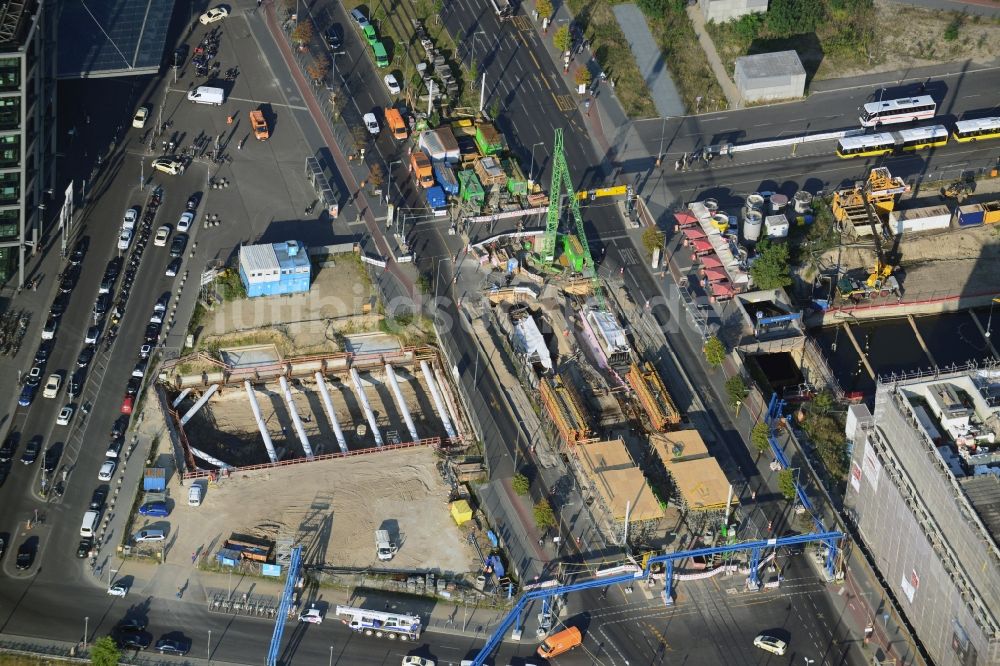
<box><xmin>171</xmin><ymin>446</ymin><xmax>476</xmax><ymax>574</ymax></box>
<box><xmin>180</xmin><ymin>367</ymin><xmax>442</xmax><ymax>466</ymax></box>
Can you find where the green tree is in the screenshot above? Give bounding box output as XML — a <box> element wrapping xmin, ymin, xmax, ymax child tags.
<box><xmin>90</xmin><ymin>636</ymin><xmax>121</xmax><ymax>666</ymax></box>
<box><xmin>803</xmin><ymin>413</ymin><xmax>849</xmax><ymax>480</ymax></box>
<box><xmin>703</xmin><ymin>336</ymin><xmax>726</xmax><ymax>367</ymax></box>
<box><xmin>777</xmin><ymin>468</ymin><xmax>796</xmax><ymax>502</ymax></box>
<box><xmin>536</xmin><ymin>0</ymin><xmax>553</xmax><ymax>20</ymax></box>
<box><xmin>810</xmin><ymin>390</ymin><xmax>834</xmax><ymax>415</ymax></box>
<box><xmin>512</xmin><ymin>473</ymin><xmax>530</xmax><ymax>495</ymax></box>
<box><xmin>725</xmin><ymin>375</ymin><xmax>748</xmax><ymax>408</ymax></box>
<box><xmin>553</xmin><ymin>25</ymin><xmax>571</xmax><ymax>52</ymax></box>
<box><xmin>641</xmin><ymin>227</ymin><xmax>664</xmax><ymax>255</ymax></box>
<box><xmin>751</xmin><ymin>422</ymin><xmax>770</xmax><ymax>457</ymax></box>
<box><xmin>533</xmin><ymin>499</ymin><xmax>557</xmax><ymax>530</ymax></box>
<box><xmin>749</xmin><ymin>240</ymin><xmax>792</xmax><ymax>290</ymax></box>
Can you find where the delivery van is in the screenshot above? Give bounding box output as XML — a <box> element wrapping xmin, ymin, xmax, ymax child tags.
<box><xmin>410</xmin><ymin>150</ymin><xmax>434</xmax><ymax>188</ymax></box>
<box><xmin>187</xmin><ymin>86</ymin><xmax>225</xmax><ymax>106</ymax></box>
<box><xmin>375</xmin><ymin>529</ymin><xmax>397</xmax><ymax>560</ymax></box>
<box><xmin>384</xmin><ymin>108</ymin><xmax>407</xmax><ymax>141</ymax></box>
<box><xmin>536</xmin><ymin>626</ymin><xmax>582</xmax><ymax>658</ymax></box>
<box><xmin>372</xmin><ymin>41</ymin><xmax>389</xmax><ymax>68</ymax></box>
<box><xmin>80</xmin><ymin>510</ymin><xmax>99</xmax><ymax>537</ymax></box>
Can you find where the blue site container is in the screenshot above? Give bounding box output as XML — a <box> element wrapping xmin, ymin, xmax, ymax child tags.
<box><xmin>958</xmin><ymin>204</ymin><xmax>984</xmax><ymax>227</ymax></box>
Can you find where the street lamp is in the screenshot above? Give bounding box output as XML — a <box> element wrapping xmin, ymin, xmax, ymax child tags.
<box><xmin>329</xmin><ymin>646</ymin><xmax>334</xmax><ymax>666</ymax></box>
<box><xmin>803</xmin><ymin>658</ymin><xmax>815</xmax><ymax>666</ymax></box>
<box><xmin>469</xmin><ymin>30</ymin><xmax>486</xmax><ymax>69</ymax></box>
<box><xmin>385</xmin><ymin>159</ymin><xmax>402</xmax><ymax>206</ymax></box>
<box><xmin>84</xmin><ymin>616</ymin><xmax>89</xmax><ymax>649</ymax></box>
<box><xmin>529</xmin><ymin>141</ymin><xmax>544</xmax><ymax>188</ymax></box>
<box><xmin>207</xmin><ymin>629</ymin><xmax>212</xmax><ymax>664</ymax></box>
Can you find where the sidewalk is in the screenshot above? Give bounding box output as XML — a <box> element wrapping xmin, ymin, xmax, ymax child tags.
<box><xmin>685</xmin><ymin>3</ymin><xmax>741</xmax><ymax>109</ymax></box>
<box><xmin>612</xmin><ymin>4</ymin><xmax>685</xmax><ymax>117</ymax></box>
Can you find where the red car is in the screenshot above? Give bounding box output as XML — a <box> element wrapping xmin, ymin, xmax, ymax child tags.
<box><xmin>120</xmin><ymin>395</ymin><xmax>134</xmax><ymax>415</ymax></box>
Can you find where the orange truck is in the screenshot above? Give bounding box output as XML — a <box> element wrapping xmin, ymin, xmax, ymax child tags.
<box><xmin>410</xmin><ymin>149</ymin><xmax>434</xmax><ymax>189</ymax></box>
<box><xmin>536</xmin><ymin>626</ymin><xmax>582</xmax><ymax>658</ymax></box>
<box><xmin>250</xmin><ymin>110</ymin><xmax>269</xmax><ymax>140</ymax></box>
<box><xmin>384</xmin><ymin>108</ymin><xmax>408</xmax><ymax>141</ymax></box>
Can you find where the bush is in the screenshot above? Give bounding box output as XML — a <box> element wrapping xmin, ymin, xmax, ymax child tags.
<box><xmin>777</xmin><ymin>468</ymin><xmax>796</xmax><ymax>501</ymax></box>
<box><xmin>703</xmin><ymin>336</ymin><xmax>726</xmax><ymax>367</ymax></box>
<box><xmin>512</xmin><ymin>473</ymin><xmax>530</xmax><ymax>495</ymax></box>
<box><xmin>533</xmin><ymin>499</ymin><xmax>557</xmax><ymax>530</ymax></box>
<box><xmin>725</xmin><ymin>375</ymin><xmax>748</xmax><ymax>408</ymax></box>
<box><xmin>751</xmin><ymin>422</ymin><xmax>770</xmax><ymax>456</ymax></box>
<box><xmin>91</xmin><ymin>636</ymin><xmax>122</xmax><ymax>666</ymax></box>
<box><xmin>944</xmin><ymin>15</ymin><xmax>962</xmax><ymax>41</ymax></box>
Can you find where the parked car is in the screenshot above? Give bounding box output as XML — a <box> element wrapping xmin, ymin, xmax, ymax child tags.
<box><xmin>144</xmin><ymin>323</ymin><xmax>161</xmax><ymax>344</ymax></box>
<box><xmin>350</xmin><ymin>7</ymin><xmax>370</xmax><ymax>28</ymax></box>
<box><xmin>118</xmin><ymin>228</ymin><xmax>133</xmax><ymax>251</ymax></box>
<box><xmin>18</xmin><ymin>382</ymin><xmax>37</xmax><ymax>407</ymax></box>
<box><xmin>123</xmin><ymin>207</ymin><xmax>139</xmax><ymax>230</ymax></box>
<box><xmin>50</xmin><ymin>293</ymin><xmax>69</xmax><ymax>317</ymax></box>
<box><xmin>42</xmin><ymin>373</ymin><xmax>61</xmax><ymax>399</ymax></box>
<box><xmin>98</xmin><ymin>460</ymin><xmax>116</xmax><ymax>481</ymax></box>
<box><xmin>165</xmin><ymin>258</ymin><xmax>182</xmax><ymax>277</ymax></box>
<box><xmin>15</xmin><ymin>540</ymin><xmax>34</xmax><ymax>570</ymax></box>
<box><xmin>186</xmin><ymin>194</ymin><xmax>199</xmax><ymax>211</ymax></box>
<box><xmin>188</xmin><ymin>484</ymin><xmax>203</xmax><ymax>506</ymax></box>
<box><xmin>43</xmin><ymin>447</ymin><xmax>59</xmax><ymax>474</ymax></box>
<box><xmin>68</xmin><ymin>370</ymin><xmax>84</xmax><ymax>397</ymax></box>
<box><xmin>20</xmin><ymin>437</ymin><xmax>40</xmax><ymax>464</ymax></box>
<box><xmin>363</xmin><ymin>112</ymin><xmax>379</xmax><ymax>135</ymax></box>
<box><xmin>169</xmin><ymin>234</ymin><xmax>188</xmax><ymax>258</ymax></box>
<box><xmin>151</xmin><ymin>158</ymin><xmax>184</xmax><ymax>175</ymax></box>
<box><xmin>177</xmin><ymin>212</ymin><xmax>193</xmax><ymax>233</ymax></box>
<box><xmin>126</xmin><ymin>376</ymin><xmax>142</xmax><ymax>396</ymax></box>
<box><xmin>105</xmin><ymin>437</ymin><xmax>124</xmax><ymax>458</ymax></box>
<box><xmin>107</xmin><ymin>583</ymin><xmax>129</xmax><ymax>598</ymax></box>
<box><xmin>34</xmin><ymin>343</ymin><xmax>52</xmax><ymax>365</ymax></box>
<box><xmin>134</xmin><ymin>529</ymin><xmax>165</xmax><ymax>542</ymax></box>
<box><xmin>0</xmin><ymin>433</ymin><xmax>18</xmax><ymax>462</ymax></box>
<box><xmin>77</xmin><ymin>346</ymin><xmax>95</xmax><ymax>367</ymax></box>
<box><xmin>384</xmin><ymin>73</ymin><xmax>401</xmax><ymax>95</ymax></box>
<box><xmin>198</xmin><ymin>6</ymin><xmax>229</xmax><ymax>23</ymax></box>
<box><xmin>139</xmin><ymin>502</ymin><xmax>169</xmax><ymax>517</ymax></box>
<box><xmin>90</xmin><ymin>485</ymin><xmax>108</xmax><ymax>510</ymax></box>
<box><xmin>299</xmin><ymin>607</ymin><xmax>324</xmax><ymax>624</ymax></box>
<box><xmin>132</xmin><ymin>360</ymin><xmax>148</xmax><ymax>378</ymax></box>
<box><xmin>154</xmin><ymin>225</ymin><xmax>170</xmax><ymax>247</ymax></box>
<box><xmin>115</xmin><ymin>631</ymin><xmax>151</xmax><ymax>650</ymax></box>
<box><xmin>120</xmin><ymin>395</ymin><xmax>134</xmax><ymax>415</ymax></box>
<box><xmin>69</xmin><ymin>238</ymin><xmax>88</xmax><ymax>265</ymax></box>
<box><xmin>93</xmin><ymin>294</ymin><xmax>110</xmax><ymax>316</ymax></box>
<box><xmin>155</xmin><ymin>637</ymin><xmax>190</xmax><ymax>656</ymax></box>
<box><xmin>139</xmin><ymin>344</ymin><xmax>152</xmax><ymax>359</ymax></box>
<box><xmin>59</xmin><ymin>267</ymin><xmax>79</xmax><ymax>293</ymax></box>
<box><xmin>132</xmin><ymin>106</ymin><xmax>149</xmax><ymax>129</ymax></box>
<box><xmin>56</xmin><ymin>405</ymin><xmax>74</xmax><ymax>426</ymax></box>
<box><xmin>77</xmin><ymin>537</ymin><xmax>94</xmax><ymax>558</ymax></box>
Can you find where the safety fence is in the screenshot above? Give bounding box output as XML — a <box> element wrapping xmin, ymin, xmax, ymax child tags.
<box><xmin>181</xmin><ymin>437</ymin><xmax>440</xmax><ymax>480</ymax></box>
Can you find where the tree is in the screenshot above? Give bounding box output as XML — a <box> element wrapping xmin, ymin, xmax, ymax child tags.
<box><xmin>533</xmin><ymin>499</ymin><xmax>557</xmax><ymax>530</ymax></box>
<box><xmin>512</xmin><ymin>473</ymin><xmax>530</xmax><ymax>495</ymax></box>
<box><xmin>751</xmin><ymin>422</ymin><xmax>770</xmax><ymax>457</ymax></box>
<box><xmin>307</xmin><ymin>55</ymin><xmax>330</xmax><ymax>84</ymax></box>
<box><xmin>553</xmin><ymin>25</ymin><xmax>571</xmax><ymax>52</ymax></box>
<box><xmin>351</xmin><ymin>125</ymin><xmax>369</xmax><ymax>152</ymax></box>
<box><xmin>641</xmin><ymin>227</ymin><xmax>664</xmax><ymax>255</ymax></box>
<box><xmin>536</xmin><ymin>0</ymin><xmax>553</xmax><ymax>20</ymax></box>
<box><xmin>369</xmin><ymin>163</ymin><xmax>385</xmax><ymax>189</ymax></box>
<box><xmin>292</xmin><ymin>21</ymin><xmax>314</xmax><ymax>47</ymax></box>
<box><xmin>90</xmin><ymin>636</ymin><xmax>121</xmax><ymax>666</ymax></box>
<box><xmin>777</xmin><ymin>468</ymin><xmax>796</xmax><ymax>502</ymax></box>
<box><xmin>703</xmin><ymin>336</ymin><xmax>726</xmax><ymax>367</ymax></box>
<box><xmin>811</xmin><ymin>390</ymin><xmax>834</xmax><ymax>415</ymax></box>
<box><xmin>749</xmin><ymin>240</ymin><xmax>792</xmax><ymax>290</ymax></box>
<box><xmin>574</xmin><ymin>66</ymin><xmax>592</xmax><ymax>87</ymax></box>
<box><xmin>725</xmin><ymin>375</ymin><xmax>748</xmax><ymax>408</ymax></box>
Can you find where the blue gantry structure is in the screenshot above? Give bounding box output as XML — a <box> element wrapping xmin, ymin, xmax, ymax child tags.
<box><xmin>267</xmin><ymin>545</ymin><xmax>303</xmax><ymax>666</ymax></box>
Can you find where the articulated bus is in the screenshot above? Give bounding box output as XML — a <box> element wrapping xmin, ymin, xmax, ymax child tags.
<box><xmin>837</xmin><ymin>125</ymin><xmax>949</xmax><ymax>158</ymax></box>
<box><xmin>952</xmin><ymin>117</ymin><xmax>1000</xmax><ymax>142</ymax></box>
<box><xmin>859</xmin><ymin>95</ymin><xmax>937</xmax><ymax>127</ymax></box>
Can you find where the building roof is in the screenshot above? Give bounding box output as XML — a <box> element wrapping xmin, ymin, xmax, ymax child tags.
<box><xmin>576</xmin><ymin>439</ymin><xmax>663</xmax><ymax>522</ymax></box>
<box><xmin>650</xmin><ymin>430</ymin><xmax>709</xmax><ymax>462</ymax></box>
<box><xmin>272</xmin><ymin>241</ymin><xmax>310</xmax><ymax>271</ymax></box>
<box><xmin>512</xmin><ymin>315</ymin><xmax>552</xmax><ymax>371</ymax></box>
<box><xmin>734</xmin><ymin>50</ymin><xmax>805</xmax><ymax>81</ymax></box>
<box><xmin>587</xmin><ymin>309</ymin><xmax>628</xmax><ymax>351</ymax></box>
<box><xmin>240</xmin><ymin>241</ymin><xmax>310</xmax><ymax>276</ymax></box>
<box><xmin>57</xmin><ymin>0</ymin><xmax>174</xmax><ymax>78</ymax></box>
<box><xmin>663</xmin><ymin>457</ymin><xmax>735</xmax><ymax>511</ymax></box>
<box><xmin>960</xmin><ymin>474</ymin><xmax>1000</xmax><ymax>541</ymax></box>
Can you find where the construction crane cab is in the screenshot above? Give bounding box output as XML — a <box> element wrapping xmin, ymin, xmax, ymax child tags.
<box><xmin>941</xmin><ymin>175</ymin><xmax>974</xmax><ymax>202</ymax></box>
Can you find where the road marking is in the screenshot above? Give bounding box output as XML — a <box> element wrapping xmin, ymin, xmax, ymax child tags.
<box><xmin>511</xmin><ymin>15</ymin><xmax>532</xmax><ymax>30</ymax></box>
<box><xmin>553</xmin><ymin>94</ymin><xmax>576</xmax><ymax>112</ymax></box>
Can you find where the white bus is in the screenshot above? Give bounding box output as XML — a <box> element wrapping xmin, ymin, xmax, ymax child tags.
<box><xmin>859</xmin><ymin>95</ymin><xmax>936</xmax><ymax>127</ymax></box>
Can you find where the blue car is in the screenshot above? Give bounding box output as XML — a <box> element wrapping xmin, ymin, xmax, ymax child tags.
<box><xmin>18</xmin><ymin>383</ymin><xmax>37</xmax><ymax>407</ymax></box>
<box><xmin>138</xmin><ymin>502</ymin><xmax>169</xmax><ymax>517</ymax></box>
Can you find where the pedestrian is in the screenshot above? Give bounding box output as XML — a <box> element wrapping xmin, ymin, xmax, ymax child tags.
<box><xmin>257</xmin><ymin>0</ymin><xmax>262</xmax><ymax>6</ymax></box>
<box><xmin>191</xmin><ymin>551</ymin><xmax>197</xmax><ymax>563</ymax></box>
<box><xmin>227</xmin><ymin>114</ymin><xmax>234</xmax><ymax>125</ymax></box>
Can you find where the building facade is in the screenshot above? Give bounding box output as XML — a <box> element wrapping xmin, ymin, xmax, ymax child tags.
<box><xmin>0</xmin><ymin>0</ymin><xmax>57</xmax><ymax>286</ymax></box>
<box><xmin>846</xmin><ymin>370</ymin><xmax>1000</xmax><ymax>666</ymax></box>
<box><xmin>239</xmin><ymin>241</ymin><xmax>311</xmax><ymax>298</ymax></box>
<box><xmin>734</xmin><ymin>50</ymin><xmax>806</xmax><ymax>104</ymax></box>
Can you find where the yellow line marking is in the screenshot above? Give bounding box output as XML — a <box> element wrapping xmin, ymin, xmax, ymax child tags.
<box><xmin>511</xmin><ymin>15</ymin><xmax>532</xmax><ymax>31</ymax></box>
<box><xmin>553</xmin><ymin>94</ymin><xmax>576</xmax><ymax>112</ymax></box>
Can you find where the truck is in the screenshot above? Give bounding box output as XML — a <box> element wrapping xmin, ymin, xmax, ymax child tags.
<box><xmin>432</xmin><ymin>161</ymin><xmax>459</xmax><ymax>195</ymax></box>
<box><xmin>334</xmin><ymin>605</ymin><xmax>422</xmax><ymax>640</ymax></box>
<box><xmin>410</xmin><ymin>150</ymin><xmax>435</xmax><ymax>189</ymax></box>
<box><xmin>425</xmin><ymin>185</ymin><xmax>447</xmax><ymax>215</ymax></box>
<box><xmin>489</xmin><ymin>0</ymin><xmax>514</xmax><ymax>19</ymax></box>
<box><xmin>250</xmin><ymin>110</ymin><xmax>269</xmax><ymax>140</ymax></box>
<box><xmin>143</xmin><ymin>468</ymin><xmax>166</xmax><ymax>492</ymax></box>
<box><xmin>187</xmin><ymin>86</ymin><xmax>225</xmax><ymax>106</ymax></box>
<box><xmin>375</xmin><ymin>529</ymin><xmax>398</xmax><ymax>561</ymax></box>
<box><xmin>418</xmin><ymin>127</ymin><xmax>460</xmax><ymax>164</ymax></box>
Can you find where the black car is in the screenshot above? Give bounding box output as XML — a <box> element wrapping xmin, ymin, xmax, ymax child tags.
<box><xmin>111</xmin><ymin>415</ymin><xmax>129</xmax><ymax>439</ymax></box>
<box><xmin>105</xmin><ymin>256</ymin><xmax>123</xmax><ymax>281</ymax></box>
<box><xmin>169</xmin><ymin>234</ymin><xmax>188</xmax><ymax>258</ymax></box>
<box><xmin>0</xmin><ymin>536</ymin><xmax>5</xmax><ymax>559</ymax></box>
<box><xmin>93</xmin><ymin>293</ymin><xmax>110</xmax><ymax>316</ymax></box>
<box><xmin>0</xmin><ymin>433</ymin><xmax>17</xmax><ymax>462</ymax></box>
<box><xmin>69</xmin><ymin>238</ymin><xmax>88</xmax><ymax>265</ymax></box>
<box><xmin>125</xmin><ymin>376</ymin><xmax>142</xmax><ymax>397</ymax></box>
<box><xmin>186</xmin><ymin>194</ymin><xmax>199</xmax><ymax>211</ymax></box>
<box><xmin>49</xmin><ymin>293</ymin><xmax>69</xmax><ymax>317</ymax></box>
<box><xmin>33</xmin><ymin>342</ymin><xmax>52</xmax><ymax>365</ymax></box>
<box><xmin>42</xmin><ymin>447</ymin><xmax>60</xmax><ymax>474</ymax></box>
<box><xmin>165</xmin><ymin>257</ymin><xmax>182</xmax><ymax>277</ymax></box>
<box><xmin>144</xmin><ymin>323</ymin><xmax>161</xmax><ymax>344</ymax></box>
<box><xmin>90</xmin><ymin>485</ymin><xmax>108</xmax><ymax>510</ymax></box>
<box><xmin>117</xmin><ymin>618</ymin><xmax>148</xmax><ymax>633</ymax></box>
<box><xmin>324</xmin><ymin>25</ymin><xmax>343</xmax><ymax>50</ymax></box>
<box><xmin>0</xmin><ymin>462</ymin><xmax>9</xmax><ymax>487</ymax></box>
<box><xmin>20</xmin><ymin>437</ymin><xmax>40</xmax><ymax>465</ymax></box>
<box><xmin>15</xmin><ymin>540</ymin><xmax>34</xmax><ymax>569</ymax></box>
<box><xmin>155</xmin><ymin>637</ymin><xmax>190</xmax><ymax>656</ymax></box>
<box><xmin>59</xmin><ymin>267</ymin><xmax>80</xmax><ymax>293</ymax></box>
<box><xmin>68</xmin><ymin>369</ymin><xmax>84</xmax><ymax>397</ymax></box>
<box><xmin>105</xmin><ymin>437</ymin><xmax>123</xmax><ymax>457</ymax></box>
<box><xmin>115</xmin><ymin>631</ymin><xmax>152</xmax><ymax>651</ymax></box>
<box><xmin>77</xmin><ymin>346</ymin><xmax>95</xmax><ymax>367</ymax></box>
<box><xmin>77</xmin><ymin>537</ymin><xmax>93</xmax><ymax>558</ymax></box>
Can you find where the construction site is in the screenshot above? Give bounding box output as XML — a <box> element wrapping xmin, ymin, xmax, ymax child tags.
<box><xmin>467</xmin><ymin>129</ymin><xmax>738</xmax><ymax>548</ymax></box>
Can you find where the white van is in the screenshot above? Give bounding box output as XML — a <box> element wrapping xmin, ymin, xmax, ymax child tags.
<box><xmin>375</xmin><ymin>529</ymin><xmax>397</xmax><ymax>560</ymax></box>
<box><xmin>187</xmin><ymin>86</ymin><xmax>225</xmax><ymax>106</ymax></box>
<box><xmin>188</xmin><ymin>484</ymin><xmax>203</xmax><ymax>506</ymax></box>
<box><xmin>80</xmin><ymin>510</ymin><xmax>100</xmax><ymax>537</ymax></box>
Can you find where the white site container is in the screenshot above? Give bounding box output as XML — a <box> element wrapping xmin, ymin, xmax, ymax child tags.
<box><xmin>887</xmin><ymin>205</ymin><xmax>952</xmax><ymax>234</ymax></box>
<box><xmin>764</xmin><ymin>214</ymin><xmax>789</xmax><ymax>239</ymax></box>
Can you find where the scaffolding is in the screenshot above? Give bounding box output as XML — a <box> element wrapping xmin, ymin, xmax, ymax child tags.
<box><xmin>626</xmin><ymin>362</ymin><xmax>681</xmax><ymax>431</ymax></box>
<box><xmin>831</xmin><ymin>166</ymin><xmax>909</xmax><ymax>234</ymax></box>
<box><xmin>539</xmin><ymin>375</ymin><xmax>590</xmax><ymax>445</ymax></box>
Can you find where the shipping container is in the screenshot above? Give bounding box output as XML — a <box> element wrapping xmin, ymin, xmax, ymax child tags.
<box><xmin>458</xmin><ymin>170</ymin><xmax>485</xmax><ymax>205</ymax></box>
<box><xmin>958</xmin><ymin>204</ymin><xmax>985</xmax><ymax>227</ymax></box>
<box><xmin>143</xmin><ymin>467</ymin><xmax>166</xmax><ymax>492</ymax></box>
<box><xmin>887</xmin><ymin>205</ymin><xmax>952</xmax><ymax>233</ymax></box>
<box><xmin>418</xmin><ymin>127</ymin><xmax>460</xmax><ymax>163</ymax></box>
<box><xmin>982</xmin><ymin>201</ymin><xmax>1000</xmax><ymax>225</ymax></box>
<box><xmin>425</xmin><ymin>185</ymin><xmax>447</xmax><ymax>214</ymax></box>
<box><xmin>474</xmin><ymin>123</ymin><xmax>504</xmax><ymax>155</ymax></box>
<box><xmin>433</xmin><ymin>161</ymin><xmax>459</xmax><ymax>195</ymax></box>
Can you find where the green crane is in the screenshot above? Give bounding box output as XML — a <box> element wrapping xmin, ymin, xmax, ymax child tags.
<box><xmin>541</xmin><ymin>129</ymin><xmax>596</xmax><ymax>277</ymax></box>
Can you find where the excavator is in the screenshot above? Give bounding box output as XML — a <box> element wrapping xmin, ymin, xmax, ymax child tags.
<box><xmin>837</xmin><ymin>186</ymin><xmax>901</xmax><ymax>301</ymax></box>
